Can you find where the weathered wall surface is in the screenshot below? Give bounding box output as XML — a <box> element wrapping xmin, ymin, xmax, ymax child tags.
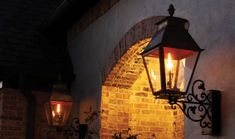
<box><xmin>68</xmin><ymin>0</ymin><xmax>235</xmax><ymax>138</ymax></box>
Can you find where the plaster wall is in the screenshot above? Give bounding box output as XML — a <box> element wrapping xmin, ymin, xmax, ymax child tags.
<box><xmin>68</xmin><ymin>0</ymin><xmax>235</xmax><ymax>138</ymax></box>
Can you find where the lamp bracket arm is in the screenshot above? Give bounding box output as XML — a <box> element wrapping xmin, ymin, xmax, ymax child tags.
<box><xmin>170</xmin><ymin>80</ymin><xmax>221</xmax><ymax>134</ymax></box>
<box><xmin>172</xmin><ymin>100</ymin><xmax>212</xmax><ymax>128</ymax></box>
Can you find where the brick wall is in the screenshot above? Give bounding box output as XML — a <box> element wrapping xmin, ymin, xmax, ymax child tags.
<box><xmin>0</xmin><ymin>0</ymin><xmax>61</xmax><ymax>73</ymax></box>
<box><xmin>0</xmin><ymin>88</ymin><xmax>27</xmax><ymax>139</ymax></box>
<box><xmin>0</xmin><ymin>88</ymin><xmax>64</xmax><ymax>139</ymax></box>
<box><xmin>100</xmin><ymin>39</ymin><xmax>184</xmax><ymax>139</ymax></box>
<box><xmin>0</xmin><ymin>0</ymin><xmax>73</xmax><ymax>86</ymax></box>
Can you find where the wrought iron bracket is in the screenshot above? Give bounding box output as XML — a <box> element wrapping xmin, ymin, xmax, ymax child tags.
<box><xmin>56</xmin><ymin>108</ymin><xmax>102</xmax><ymax>138</ymax></box>
<box><xmin>57</xmin><ymin>118</ymin><xmax>88</xmax><ymax>139</ymax></box>
<box><xmin>169</xmin><ymin>80</ymin><xmax>221</xmax><ymax>135</ymax></box>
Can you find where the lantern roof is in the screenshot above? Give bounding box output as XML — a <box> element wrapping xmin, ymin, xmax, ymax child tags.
<box><xmin>142</xmin><ymin>16</ymin><xmax>204</xmax><ymax>56</ymax></box>
<box><xmin>50</xmin><ymin>83</ymin><xmax>72</xmax><ymax>102</ymax></box>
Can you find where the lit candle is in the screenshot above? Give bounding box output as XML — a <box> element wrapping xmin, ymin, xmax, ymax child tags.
<box><xmin>151</xmin><ymin>69</ymin><xmax>157</xmax><ymax>81</ymax></box>
<box><xmin>56</xmin><ymin>104</ymin><xmax>62</xmax><ymax>121</ymax></box>
<box><xmin>151</xmin><ymin>69</ymin><xmax>157</xmax><ymax>90</ymax></box>
<box><xmin>53</xmin><ymin>104</ymin><xmax>63</xmax><ymax>124</ymax></box>
<box><xmin>57</xmin><ymin>104</ymin><xmax>61</xmax><ymax>113</ymax></box>
<box><xmin>167</xmin><ymin>53</ymin><xmax>173</xmax><ymax>88</ymax></box>
<box><xmin>52</xmin><ymin>111</ymin><xmax>55</xmax><ymax>117</ymax></box>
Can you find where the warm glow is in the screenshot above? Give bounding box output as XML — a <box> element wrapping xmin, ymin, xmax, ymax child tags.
<box><xmin>182</xmin><ymin>58</ymin><xmax>185</xmax><ymax>67</ymax></box>
<box><xmin>100</xmin><ymin>39</ymin><xmax>184</xmax><ymax>139</ymax></box>
<box><xmin>179</xmin><ymin>82</ymin><xmax>185</xmax><ymax>91</ymax></box>
<box><xmin>167</xmin><ymin>53</ymin><xmax>173</xmax><ymax>71</ymax></box>
<box><xmin>56</xmin><ymin>104</ymin><xmax>61</xmax><ymax>113</ymax></box>
<box><xmin>52</xmin><ymin>111</ymin><xmax>55</xmax><ymax>117</ymax></box>
<box><xmin>151</xmin><ymin>69</ymin><xmax>157</xmax><ymax>80</ymax></box>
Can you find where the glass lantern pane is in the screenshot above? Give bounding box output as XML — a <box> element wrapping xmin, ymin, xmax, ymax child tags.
<box><xmin>143</xmin><ymin>55</ymin><xmax>161</xmax><ymax>93</ymax></box>
<box><xmin>163</xmin><ymin>47</ymin><xmax>199</xmax><ymax>93</ymax></box>
<box><xmin>44</xmin><ymin>102</ymin><xmax>52</xmax><ymax>125</ymax></box>
<box><xmin>50</xmin><ymin>101</ymin><xmax>73</xmax><ymax>126</ymax></box>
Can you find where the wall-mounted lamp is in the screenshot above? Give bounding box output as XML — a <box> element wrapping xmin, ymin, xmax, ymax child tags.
<box><xmin>141</xmin><ymin>4</ymin><xmax>220</xmax><ymax>135</ymax></box>
<box><xmin>44</xmin><ymin>79</ymin><xmax>92</xmax><ymax>138</ymax></box>
<box><xmin>44</xmin><ymin>83</ymin><xmax>73</xmax><ymax>127</ymax></box>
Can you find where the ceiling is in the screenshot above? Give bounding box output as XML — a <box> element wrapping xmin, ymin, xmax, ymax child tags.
<box><xmin>0</xmin><ymin>0</ymin><xmax>100</xmax><ymax>91</ymax></box>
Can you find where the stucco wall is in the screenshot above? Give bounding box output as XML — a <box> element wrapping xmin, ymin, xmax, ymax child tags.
<box><xmin>68</xmin><ymin>0</ymin><xmax>235</xmax><ymax>138</ymax></box>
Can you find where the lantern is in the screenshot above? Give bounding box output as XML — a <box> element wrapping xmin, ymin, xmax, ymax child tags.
<box><xmin>141</xmin><ymin>5</ymin><xmax>204</xmax><ymax>100</ymax></box>
<box><xmin>141</xmin><ymin>5</ymin><xmax>221</xmax><ymax>135</ymax></box>
<box><xmin>44</xmin><ymin>83</ymin><xmax>73</xmax><ymax>127</ymax></box>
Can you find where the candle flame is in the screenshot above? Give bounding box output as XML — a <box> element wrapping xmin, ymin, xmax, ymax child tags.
<box><xmin>167</xmin><ymin>53</ymin><xmax>173</xmax><ymax>71</ymax></box>
<box><xmin>151</xmin><ymin>69</ymin><xmax>157</xmax><ymax>80</ymax></box>
<box><xmin>56</xmin><ymin>104</ymin><xmax>61</xmax><ymax>113</ymax></box>
<box><xmin>179</xmin><ymin>82</ymin><xmax>185</xmax><ymax>91</ymax></box>
<box><xmin>182</xmin><ymin>59</ymin><xmax>185</xmax><ymax>67</ymax></box>
<box><xmin>52</xmin><ymin>111</ymin><xmax>55</xmax><ymax>117</ymax></box>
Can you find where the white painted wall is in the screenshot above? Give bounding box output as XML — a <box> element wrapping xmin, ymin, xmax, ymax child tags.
<box><xmin>68</xmin><ymin>0</ymin><xmax>235</xmax><ymax>138</ymax></box>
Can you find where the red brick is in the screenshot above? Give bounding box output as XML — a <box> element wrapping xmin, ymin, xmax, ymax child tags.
<box><xmin>134</xmin><ymin>103</ymin><xmax>148</xmax><ymax>108</ymax></box>
<box><xmin>135</xmin><ymin>92</ymin><xmax>148</xmax><ymax>97</ymax></box>
<box><xmin>101</xmin><ymin>103</ymin><xmax>108</xmax><ymax>108</ymax></box>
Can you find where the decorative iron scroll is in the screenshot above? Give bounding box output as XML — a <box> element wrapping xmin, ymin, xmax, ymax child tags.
<box><xmin>171</xmin><ymin>80</ymin><xmax>213</xmax><ymax>128</ymax></box>
<box><xmin>60</xmin><ymin>108</ymin><xmax>102</xmax><ymax>138</ymax></box>
<box><xmin>62</xmin><ymin>118</ymin><xmax>81</xmax><ymax>138</ymax></box>
<box><xmin>60</xmin><ymin>118</ymin><xmax>88</xmax><ymax>139</ymax></box>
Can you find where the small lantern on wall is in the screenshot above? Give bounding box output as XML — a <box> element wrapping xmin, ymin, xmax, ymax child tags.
<box><xmin>141</xmin><ymin>4</ymin><xmax>221</xmax><ymax>135</ymax></box>
<box><xmin>44</xmin><ymin>81</ymin><xmax>90</xmax><ymax>138</ymax></box>
<box><xmin>44</xmin><ymin>83</ymin><xmax>73</xmax><ymax>127</ymax></box>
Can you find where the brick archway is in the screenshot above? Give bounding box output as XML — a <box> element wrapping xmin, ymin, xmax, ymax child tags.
<box><xmin>102</xmin><ymin>16</ymin><xmax>166</xmax><ymax>82</ymax></box>
<box><xmin>101</xmin><ymin>16</ymin><xmax>184</xmax><ymax>139</ymax></box>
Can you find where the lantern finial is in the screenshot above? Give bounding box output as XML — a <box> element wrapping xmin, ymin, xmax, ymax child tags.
<box><xmin>168</xmin><ymin>4</ymin><xmax>175</xmax><ymax>17</ymax></box>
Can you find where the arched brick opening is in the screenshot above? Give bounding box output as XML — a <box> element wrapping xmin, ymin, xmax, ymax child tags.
<box><xmin>101</xmin><ymin>17</ymin><xmax>184</xmax><ymax>139</ymax></box>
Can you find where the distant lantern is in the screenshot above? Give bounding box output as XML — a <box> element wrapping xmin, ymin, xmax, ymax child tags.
<box><xmin>44</xmin><ymin>83</ymin><xmax>73</xmax><ymax>127</ymax></box>
<box><xmin>141</xmin><ymin>5</ymin><xmax>203</xmax><ymax>101</ymax></box>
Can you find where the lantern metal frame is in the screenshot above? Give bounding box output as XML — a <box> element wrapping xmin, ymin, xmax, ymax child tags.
<box><xmin>45</xmin><ymin>88</ymin><xmax>101</xmax><ymax>139</ymax></box>
<box><xmin>44</xmin><ymin>82</ymin><xmax>90</xmax><ymax>138</ymax></box>
<box><xmin>141</xmin><ymin>4</ymin><xmax>220</xmax><ymax>135</ymax></box>
<box><xmin>44</xmin><ymin>83</ymin><xmax>73</xmax><ymax>127</ymax></box>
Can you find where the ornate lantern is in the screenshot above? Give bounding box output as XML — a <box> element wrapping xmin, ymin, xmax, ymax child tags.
<box><xmin>141</xmin><ymin>5</ymin><xmax>221</xmax><ymax>135</ymax></box>
<box><xmin>141</xmin><ymin>4</ymin><xmax>203</xmax><ymax>102</ymax></box>
<box><xmin>44</xmin><ymin>83</ymin><xmax>73</xmax><ymax>127</ymax></box>
<box><xmin>44</xmin><ymin>82</ymin><xmax>90</xmax><ymax>138</ymax></box>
